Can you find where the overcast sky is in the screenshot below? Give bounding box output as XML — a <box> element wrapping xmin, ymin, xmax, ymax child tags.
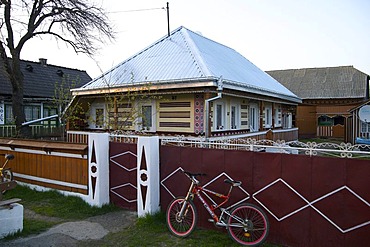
<box><xmin>21</xmin><ymin>0</ymin><xmax>370</xmax><ymax>79</ymax></box>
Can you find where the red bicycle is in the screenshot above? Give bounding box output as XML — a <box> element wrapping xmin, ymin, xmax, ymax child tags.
<box><xmin>166</xmin><ymin>171</ymin><xmax>269</xmax><ymax>246</ymax></box>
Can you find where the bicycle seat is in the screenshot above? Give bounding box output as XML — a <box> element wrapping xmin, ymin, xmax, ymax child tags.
<box><xmin>5</xmin><ymin>154</ymin><xmax>14</xmax><ymax>160</ymax></box>
<box><xmin>224</xmin><ymin>179</ymin><xmax>242</xmax><ymax>187</ymax></box>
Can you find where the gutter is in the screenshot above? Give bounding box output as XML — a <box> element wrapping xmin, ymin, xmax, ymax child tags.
<box><xmin>205</xmin><ymin>76</ymin><xmax>223</xmax><ymax>139</ymax></box>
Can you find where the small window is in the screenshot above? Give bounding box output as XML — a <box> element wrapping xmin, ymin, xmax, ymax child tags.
<box><xmin>142</xmin><ymin>105</ymin><xmax>152</xmax><ymax>128</ymax></box>
<box><xmin>95</xmin><ymin>108</ymin><xmax>104</xmax><ymax>128</ymax></box>
<box><xmin>230</xmin><ymin>105</ymin><xmax>240</xmax><ymax>129</ymax></box>
<box><xmin>265</xmin><ymin>106</ymin><xmax>272</xmax><ymax>128</ymax></box>
<box><xmin>318</xmin><ymin>115</ymin><xmax>333</xmax><ymax>126</ymax></box>
<box><xmin>249</xmin><ymin>104</ymin><xmax>259</xmax><ymax>131</ymax></box>
<box><xmin>215</xmin><ymin>103</ymin><xmax>225</xmax><ymax>130</ymax></box>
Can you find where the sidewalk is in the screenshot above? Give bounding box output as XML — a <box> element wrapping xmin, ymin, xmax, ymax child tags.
<box><xmin>1</xmin><ymin>210</ymin><xmax>137</xmax><ymax>247</ymax></box>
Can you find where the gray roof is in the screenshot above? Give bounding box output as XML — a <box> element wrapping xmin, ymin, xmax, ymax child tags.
<box><xmin>0</xmin><ymin>58</ymin><xmax>91</xmax><ymax>98</ymax></box>
<box><xmin>267</xmin><ymin>66</ymin><xmax>369</xmax><ymax>100</ymax></box>
<box><xmin>76</xmin><ymin>26</ymin><xmax>300</xmax><ymax>103</ymax></box>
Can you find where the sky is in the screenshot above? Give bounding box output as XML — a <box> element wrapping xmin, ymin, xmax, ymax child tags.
<box><xmin>20</xmin><ymin>0</ymin><xmax>370</xmax><ymax>79</ymax></box>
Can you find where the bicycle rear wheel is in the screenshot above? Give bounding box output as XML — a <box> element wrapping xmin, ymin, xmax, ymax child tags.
<box><xmin>227</xmin><ymin>203</ymin><xmax>269</xmax><ymax>246</ymax></box>
<box><xmin>166</xmin><ymin>197</ymin><xmax>197</xmax><ymax>238</ymax></box>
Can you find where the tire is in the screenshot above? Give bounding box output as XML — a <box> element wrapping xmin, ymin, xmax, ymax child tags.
<box><xmin>2</xmin><ymin>169</ymin><xmax>13</xmax><ymax>182</ymax></box>
<box><xmin>227</xmin><ymin>203</ymin><xmax>269</xmax><ymax>246</ymax></box>
<box><xmin>166</xmin><ymin>197</ymin><xmax>197</xmax><ymax>238</ymax></box>
<box><xmin>1</xmin><ymin>168</ymin><xmax>14</xmax><ymax>194</ymax></box>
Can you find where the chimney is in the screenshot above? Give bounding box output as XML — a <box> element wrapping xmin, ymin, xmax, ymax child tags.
<box><xmin>39</xmin><ymin>58</ymin><xmax>47</xmax><ymax>66</ymax></box>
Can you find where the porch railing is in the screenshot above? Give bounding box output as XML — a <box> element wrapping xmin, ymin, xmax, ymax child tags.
<box><xmin>0</xmin><ymin>125</ymin><xmax>63</xmax><ymax>138</ymax></box>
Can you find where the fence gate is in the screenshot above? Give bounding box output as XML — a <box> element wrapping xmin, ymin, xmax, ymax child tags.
<box><xmin>109</xmin><ymin>141</ymin><xmax>137</xmax><ymax>210</ymax></box>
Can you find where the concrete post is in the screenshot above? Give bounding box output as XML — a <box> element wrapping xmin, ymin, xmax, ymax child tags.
<box><xmin>0</xmin><ymin>204</ymin><xmax>23</xmax><ymax>238</ymax></box>
<box><xmin>87</xmin><ymin>133</ymin><xmax>110</xmax><ymax>206</ymax></box>
<box><xmin>137</xmin><ymin>136</ymin><xmax>160</xmax><ymax>217</ymax></box>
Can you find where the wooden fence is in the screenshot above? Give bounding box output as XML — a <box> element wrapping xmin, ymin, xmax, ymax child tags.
<box><xmin>0</xmin><ymin>139</ymin><xmax>88</xmax><ymax>195</ymax></box>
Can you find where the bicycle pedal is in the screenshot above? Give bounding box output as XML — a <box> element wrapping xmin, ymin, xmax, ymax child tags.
<box><xmin>208</xmin><ymin>219</ymin><xmax>215</xmax><ymax>223</ymax></box>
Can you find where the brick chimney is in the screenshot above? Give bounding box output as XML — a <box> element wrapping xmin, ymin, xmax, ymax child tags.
<box><xmin>39</xmin><ymin>58</ymin><xmax>47</xmax><ymax>66</ymax></box>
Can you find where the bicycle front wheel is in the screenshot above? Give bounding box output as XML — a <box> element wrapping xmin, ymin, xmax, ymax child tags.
<box><xmin>227</xmin><ymin>203</ymin><xmax>269</xmax><ymax>246</ymax></box>
<box><xmin>2</xmin><ymin>168</ymin><xmax>13</xmax><ymax>182</ymax></box>
<box><xmin>1</xmin><ymin>168</ymin><xmax>14</xmax><ymax>194</ymax></box>
<box><xmin>166</xmin><ymin>197</ymin><xmax>197</xmax><ymax>238</ymax></box>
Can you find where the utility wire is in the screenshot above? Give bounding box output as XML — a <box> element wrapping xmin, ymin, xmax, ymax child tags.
<box><xmin>108</xmin><ymin>7</ymin><xmax>165</xmax><ymax>14</ymax></box>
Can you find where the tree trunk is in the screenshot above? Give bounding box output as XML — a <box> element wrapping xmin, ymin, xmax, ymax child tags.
<box><xmin>0</xmin><ymin>44</ymin><xmax>32</xmax><ymax>138</ymax></box>
<box><xmin>10</xmin><ymin>56</ymin><xmax>32</xmax><ymax>138</ymax></box>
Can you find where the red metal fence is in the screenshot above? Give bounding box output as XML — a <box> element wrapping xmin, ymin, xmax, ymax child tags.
<box><xmin>159</xmin><ymin>146</ymin><xmax>369</xmax><ymax>247</ymax></box>
<box><xmin>108</xmin><ymin>141</ymin><xmax>369</xmax><ymax>247</ymax></box>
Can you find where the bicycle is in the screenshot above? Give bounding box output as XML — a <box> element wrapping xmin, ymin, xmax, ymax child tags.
<box><xmin>1</xmin><ymin>154</ymin><xmax>14</xmax><ymax>194</ymax></box>
<box><xmin>166</xmin><ymin>171</ymin><xmax>269</xmax><ymax>246</ymax></box>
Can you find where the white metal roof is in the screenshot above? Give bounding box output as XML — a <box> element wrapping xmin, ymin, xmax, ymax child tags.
<box><xmin>75</xmin><ymin>26</ymin><xmax>300</xmax><ymax>103</ymax></box>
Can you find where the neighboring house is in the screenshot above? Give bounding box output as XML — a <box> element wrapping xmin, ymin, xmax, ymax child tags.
<box><xmin>69</xmin><ymin>26</ymin><xmax>301</xmax><ymax>140</ymax></box>
<box><xmin>350</xmin><ymin>100</ymin><xmax>370</xmax><ymax>144</ymax></box>
<box><xmin>267</xmin><ymin>66</ymin><xmax>370</xmax><ymax>142</ymax></box>
<box><xmin>0</xmin><ymin>58</ymin><xmax>91</xmax><ymax>137</ymax></box>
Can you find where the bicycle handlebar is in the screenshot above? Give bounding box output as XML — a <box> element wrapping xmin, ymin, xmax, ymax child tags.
<box><xmin>183</xmin><ymin>171</ymin><xmax>206</xmax><ymax>178</ymax></box>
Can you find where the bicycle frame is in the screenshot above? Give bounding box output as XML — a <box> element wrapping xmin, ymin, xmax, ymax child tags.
<box><xmin>1</xmin><ymin>154</ymin><xmax>14</xmax><ymax>177</ymax></box>
<box><xmin>181</xmin><ymin>173</ymin><xmax>236</xmax><ymax>227</ymax></box>
<box><xmin>167</xmin><ymin>171</ymin><xmax>270</xmax><ymax>246</ymax></box>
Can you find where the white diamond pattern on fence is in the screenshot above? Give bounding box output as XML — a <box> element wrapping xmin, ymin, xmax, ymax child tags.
<box><xmin>253</xmin><ymin>178</ymin><xmax>370</xmax><ymax>233</ymax></box>
<box><xmin>161</xmin><ymin>169</ymin><xmax>250</xmax><ymax>210</ymax></box>
<box><xmin>110</xmin><ymin>151</ymin><xmax>137</xmax><ymax>203</ymax></box>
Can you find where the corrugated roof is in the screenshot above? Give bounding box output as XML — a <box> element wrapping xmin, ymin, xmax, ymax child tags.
<box><xmin>267</xmin><ymin>66</ymin><xmax>369</xmax><ymax>100</ymax></box>
<box><xmin>78</xmin><ymin>26</ymin><xmax>300</xmax><ymax>103</ymax></box>
<box><xmin>0</xmin><ymin>59</ymin><xmax>91</xmax><ymax>98</ymax></box>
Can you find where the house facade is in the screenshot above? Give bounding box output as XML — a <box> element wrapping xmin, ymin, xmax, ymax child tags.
<box><xmin>350</xmin><ymin>100</ymin><xmax>370</xmax><ymax>144</ymax></box>
<box><xmin>69</xmin><ymin>27</ymin><xmax>301</xmax><ymax>140</ymax></box>
<box><xmin>267</xmin><ymin>66</ymin><xmax>370</xmax><ymax>142</ymax></box>
<box><xmin>0</xmin><ymin>58</ymin><xmax>91</xmax><ymax>137</ymax></box>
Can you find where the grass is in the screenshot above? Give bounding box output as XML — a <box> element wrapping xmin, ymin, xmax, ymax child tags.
<box><xmin>82</xmin><ymin>212</ymin><xmax>276</xmax><ymax>247</ymax></box>
<box><xmin>2</xmin><ymin>185</ymin><xmax>119</xmax><ymax>239</ymax></box>
<box><xmin>2</xmin><ymin>185</ymin><xmax>278</xmax><ymax>246</ymax></box>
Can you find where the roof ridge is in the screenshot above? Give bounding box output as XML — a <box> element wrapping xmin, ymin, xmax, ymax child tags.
<box><xmin>18</xmin><ymin>58</ymin><xmax>88</xmax><ymax>73</ymax></box>
<box><xmin>179</xmin><ymin>27</ymin><xmax>211</xmax><ymax>77</ymax></box>
<box><xmin>84</xmin><ymin>26</ymin><xmax>187</xmax><ymax>87</ymax></box>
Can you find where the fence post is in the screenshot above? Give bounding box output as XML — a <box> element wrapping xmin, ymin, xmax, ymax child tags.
<box><xmin>87</xmin><ymin>133</ymin><xmax>110</xmax><ymax>206</ymax></box>
<box><xmin>137</xmin><ymin>136</ymin><xmax>160</xmax><ymax>217</ymax></box>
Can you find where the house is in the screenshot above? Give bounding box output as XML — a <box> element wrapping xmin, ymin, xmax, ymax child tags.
<box><xmin>349</xmin><ymin>100</ymin><xmax>370</xmax><ymax>144</ymax></box>
<box><xmin>69</xmin><ymin>26</ymin><xmax>301</xmax><ymax>140</ymax></box>
<box><xmin>0</xmin><ymin>58</ymin><xmax>91</xmax><ymax>137</ymax></box>
<box><xmin>267</xmin><ymin>66</ymin><xmax>370</xmax><ymax>142</ymax></box>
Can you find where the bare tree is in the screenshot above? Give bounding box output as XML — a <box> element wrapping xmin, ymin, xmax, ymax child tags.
<box><xmin>0</xmin><ymin>0</ymin><xmax>114</xmax><ymax>137</ymax></box>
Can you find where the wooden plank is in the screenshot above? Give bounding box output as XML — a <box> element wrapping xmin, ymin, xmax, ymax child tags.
<box><xmin>0</xmin><ymin>198</ymin><xmax>21</xmax><ymax>208</ymax></box>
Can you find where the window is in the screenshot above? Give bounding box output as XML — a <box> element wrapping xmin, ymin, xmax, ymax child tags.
<box><xmin>283</xmin><ymin>113</ymin><xmax>292</xmax><ymax>128</ymax></box>
<box><xmin>89</xmin><ymin>103</ymin><xmax>106</xmax><ymax>129</ymax></box>
<box><xmin>43</xmin><ymin>106</ymin><xmax>58</xmax><ymax>126</ymax></box>
<box><xmin>274</xmin><ymin>105</ymin><xmax>282</xmax><ymax>127</ymax></box>
<box><xmin>24</xmin><ymin>105</ymin><xmax>41</xmax><ymax>122</ymax></box>
<box><xmin>249</xmin><ymin>104</ymin><xmax>259</xmax><ymax>131</ymax></box>
<box><xmin>361</xmin><ymin>122</ymin><xmax>370</xmax><ymax>133</ymax></box>
<box><xmin>264</xmin><ymin>105</ymin><xmax>272</xmax><ymax>128</ymax></box>
<box><xmin>0</xmin><ymin>103</ymin><xmax>3</xmax><ymax>125</ymax></box>
<box><xmin>318</xmin><ymin>115</ymin><xmax>333</xmax><ymax>126</ymax></box>
<box><xmin>230</xmin><ymin>104</ymin><xmax>240</xmax><ymax>129</ymax></box>
<box><xmin>5</xmin><ymin>104</ymin><xmax>14</xmax><ymax>124</ymax></box>
<box><xmin>215</xmin><ymin>103</ymin><xmax>225</xmax><ymax>130</ymax></box>
<box><xmin>142</xmin><ymin>105</ymin><xmax>152</xmax><ymax>128</ymax></box>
